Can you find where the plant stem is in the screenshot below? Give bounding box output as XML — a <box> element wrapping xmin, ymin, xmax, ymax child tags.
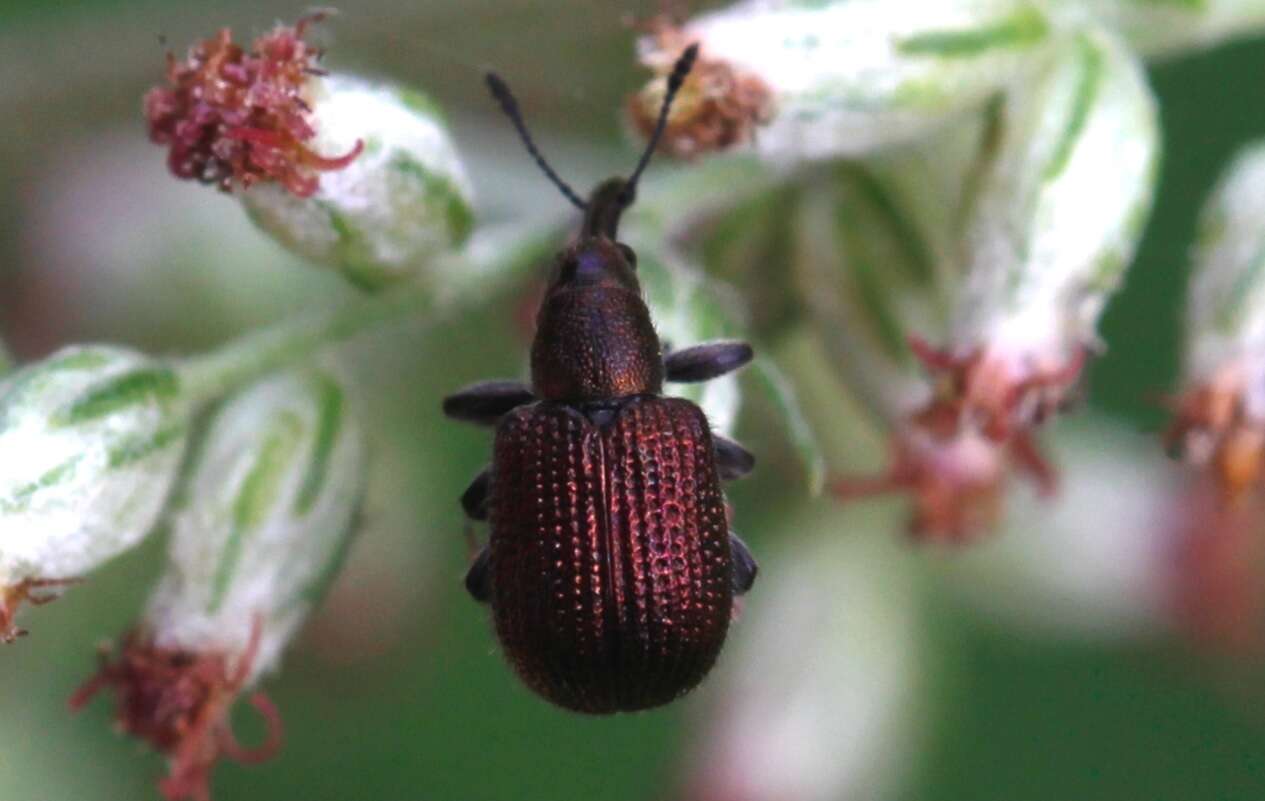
<box><xmin>174</xmin><ymin>227</ymin><xmax>552</xmax><ymax>406</ymax></box>
<box><xmin>175</xmin><ymin>284</ymin><xmax>432</xmax><ymax>405</ymax></box>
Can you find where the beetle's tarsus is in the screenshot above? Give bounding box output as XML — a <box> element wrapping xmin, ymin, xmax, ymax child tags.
<box><xmin>664</xmin><ymin>340</ymin><xmax>753</xmax><ymax>382</ymax></box>
<box><xmin>715</xmin><ymin>435</ymin><xmax>755</xmax><ymax>480</ymax></box>
<box><xmin>442</xmin><ymin>381</ymin><xmax>535</xmax><ymax>426</ymax></box>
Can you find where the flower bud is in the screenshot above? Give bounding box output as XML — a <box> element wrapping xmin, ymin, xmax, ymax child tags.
<box><xmin>240</xmin><ymin>75</ymin><xmax>475</xmax><ymax>290</ymax></box>
<box><xmin>147</xmin><ymin>15</ymin><xmax>474</xmax><ymax>291</ymax></box>
<box><xmin>1168</xmin><ymin>143</ymin><xmax>1265</xmax><ymax>501</ymax></box>
<box><xmin>946</xmin><ymin>27</ymin><xmax>1158</xmax><ymax>439</ymax></box>
<box><xmin>629</xmin><ymin>0</ymin><xmax>1056</xmax><ymax>162</ymax></box>
<box><xmin>72</xmin><ymin>369</ymin><xmax>366</xmax><ymax>801</ymax></box>
<box><xmin>1152</xmin><ymin>146</ymin><xmax>1265</xmax><ymax>656</ymax></box>
<box><xmin>0</xmin><ymin>345</ymin><xmax>190</xmax><ymax>641</ymax></box>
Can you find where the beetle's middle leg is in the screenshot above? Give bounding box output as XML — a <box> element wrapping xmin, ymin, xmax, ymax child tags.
<box><xmin>714</xmin><ymin>435</ymin><xmax>755</xmax><ymax>480</ymax></box>
<box><xmin>442</xmin><ymin>380</ymin><xmax>535</xmax><ymax>426</ymax></box>
<box><xmin>664</xmin><ymin>341</ymin><xmax>753</xmax><ymax>383</ymax></box>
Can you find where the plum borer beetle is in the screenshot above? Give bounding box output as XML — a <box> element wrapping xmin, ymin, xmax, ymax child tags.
<box><xmin>443</xmin><ymin>44</ymin><xmax>758</xmax><ymax>714</ymax></box>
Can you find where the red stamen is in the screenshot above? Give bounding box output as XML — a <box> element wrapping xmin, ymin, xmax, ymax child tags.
<box><xmin>71</xmin><ymin>616</ymin><xmax>281</xmax><ymax>801</ymax></box>
<box><xmin>145</xmin><ymin>16</ymin><xmax>360</xmax><ymax>196</ymax></box>
<box><xmin>1</xmin><ymin>577</ymin><xmax>82</xmax><ymax>643</ymax></box>
<box><xmin>218</xmin><ymin>693</ymin><xmax>284</xmax><ymax>764</ymax></box>
<box><xmin>907</xmin><ymin>335</ymin><xmax>960</xmax><ymax>373</ymax></box>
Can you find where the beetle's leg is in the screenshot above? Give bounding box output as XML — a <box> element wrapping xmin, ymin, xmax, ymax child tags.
<box><xmin>714</xmin><ymin>435</ymin><xmax>755</xmax><ymax>481</ymax></box>
<box><xmin>729</xmin><ymin>532</ymin><xmax>758</xmax><ymax>595</ymax></box>
<box><xmin>664</xmin><ymin>341</ymin><xmax>753</xmax><ymax>383</ymax></box>
<box><xmin>464</xmin><ymin>545</ymin><xmax>492</xmax><ymax>603</ymax></box>
<box><xmin>442</xmin><ymin>380</ymin><xmax>535</xmax><ymax>426</ymax></box>
<box><xmin>460</xmin><ymin>466</ymin><xmax>491</xmax><ymax>521</ymax></box>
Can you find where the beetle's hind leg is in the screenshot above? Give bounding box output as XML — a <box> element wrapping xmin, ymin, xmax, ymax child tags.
<box><xmin>729</xmin><ymin>532</ymin><xmax>758</xmax><ymax>595</ymax></box>
<box><xmin>664</xmin><ymin>341</ymin><xmax>753</xmax><ymax>383</ymax></box>
<box><xmin>714</xmin><ymin>435</ymin><xmax>755</xmax><ymax>480</ymax></box>
<box><xmin>443</xmin><ymin>380</ymin><xmax>535</xmax><ymax>426</ymax></box>
<box><xmin>464</xmin><ymin>542</ymin><xmax>492</xmax><ymax>603</ymax></box>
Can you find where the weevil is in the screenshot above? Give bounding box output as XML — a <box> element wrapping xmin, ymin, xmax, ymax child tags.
<box><xmin>443</xmin><ymin>45</ymin><xmax>758</xmax><ymax>714</ymax></box>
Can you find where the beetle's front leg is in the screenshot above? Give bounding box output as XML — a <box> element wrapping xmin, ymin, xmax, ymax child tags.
<box><xmin>460</xmin><ymin>466</ymin><xmax>491</xmax><ymax>520</ymax></box>
<box><xmin>442</xmin><ymin>380</ymin><xmax>535</xmax><ymax>426</ymax></box>
<box><xmin>664</xmin><ymin>341</ymin><xmax>753</xmax><ymax>383</ymax></box>
<box><xmin>714</xmin><ymin>436</ymin><xmax>755</xmax><ymax>481</ymax></box>
<box><xmin>729</xmin><ymin>532</ymin><xmax>758</xmax><ymax>595</ymax></box>
<box><xmin>465</xmin><ymin>545</ymin><xmax>492</xmax><ymax>603</ymax></box>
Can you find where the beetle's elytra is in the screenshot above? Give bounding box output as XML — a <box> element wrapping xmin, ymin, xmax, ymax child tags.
<box><xmin>443</xmin><ymin>45</ymin><xmax>758</xmax><ymax>714</ymax></box>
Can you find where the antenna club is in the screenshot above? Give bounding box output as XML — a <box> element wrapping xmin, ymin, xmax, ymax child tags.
<box><xmin>668</xmin><ymin>43</ymin><xmax>700</xmax><ymax>93</ymax></box>
<box><xmin>485</xmin><ymin>73</ymin><xmax>512</xmax><ymax>108</ymax></box>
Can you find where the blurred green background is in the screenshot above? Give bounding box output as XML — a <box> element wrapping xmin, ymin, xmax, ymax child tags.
<box><xmin>2</xmin><ymin>2</ymin><xmax>1265</xmax><ymax>800</ymax></box>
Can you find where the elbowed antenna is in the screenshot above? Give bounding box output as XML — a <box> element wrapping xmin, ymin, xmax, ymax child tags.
<box><xmin>618</xmin><ymin>42</ymin><xmax>700</xmax><ymax>208</ymax></box>
<box><xmin>485</xmin><ymin>72</ymin><xmax>587</xmax><ymax>211</ymax></box>
<box><xmin>487</xmin><ymin>42</ymin><xmax>700</xmax><ymax>225</ymax></box>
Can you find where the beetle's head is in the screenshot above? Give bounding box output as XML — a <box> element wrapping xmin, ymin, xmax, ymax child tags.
<box><xmin>544</xmin><ymin>176</ymin><xmax>640</xmax><ymax>293</ymax></box>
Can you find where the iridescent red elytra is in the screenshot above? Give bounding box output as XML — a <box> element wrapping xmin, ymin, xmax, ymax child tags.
<box><xmin>442</xmin><ymin>45</ymin><xmax>758</xmax><ymax>714</ymax></box>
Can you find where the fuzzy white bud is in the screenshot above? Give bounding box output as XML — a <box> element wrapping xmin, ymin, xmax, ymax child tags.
<box><xmin>141</xmin><ymin>369</ymin><xmax>365</xmax><ymax>680</ymax></box>
<box><xmin>956</xmin><ymin>27</ymin><xmax>1157</xmax><ymax>357</ymax></box>
<box><xmin>242</xmin><ymin>76</ymin><xmax>475</xmax><ymax>290</ymax></box>
<box><xmin>0</xmin><ymin>345</ymin><xmax>190</xmax><ymax>637</ymax></box>
<box><xmin>1167</xmin><ymin>142</ymin><xmax>1265</xmax><ymax>495</ymax></box>
<box><xmin>1184</xmin><ymin>143</ymin><xmax>1265</xmax><ymax>386</ymax></box>
<box><xmin>934</xmin><ymin>27</ymin><xmax>1158</xmax><ymax>438</ymax></box>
